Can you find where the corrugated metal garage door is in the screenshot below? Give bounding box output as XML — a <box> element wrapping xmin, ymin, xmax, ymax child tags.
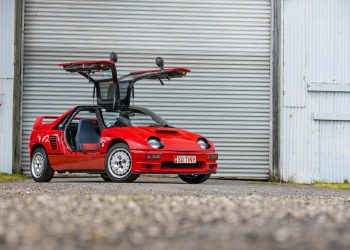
<box><xmin>22</xmin><ymin>0</ymin><xmax>272</xmax><ymax>178</ymax></box>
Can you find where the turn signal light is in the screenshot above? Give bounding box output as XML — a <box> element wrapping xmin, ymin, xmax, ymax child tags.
<box><xmin>207</xmin><ymin>154</ymin><xmax>218</xmax><ymax>160</ymax></box>
<box><xmin>146</xmin><ymin>154</ymin><xmax>161</xmax><ymax>159</ymax></box>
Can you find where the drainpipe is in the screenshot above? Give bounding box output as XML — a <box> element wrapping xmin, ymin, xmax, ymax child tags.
<box><xmin>12</xmin><ymin>0</ymin><xmax>24</xmax><ymax>173</ymax></box>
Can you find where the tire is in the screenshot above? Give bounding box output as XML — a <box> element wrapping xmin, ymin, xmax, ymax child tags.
<box><xmin>31</xmin><ymin>147</ymin><xmax>54</xmax><ymax>182</ymax></box>
<box><xmin>179</xmin><ymin>174</ymin><xmax>211</xmax><ymax>184</ymax></box>
<box><xmin>100</xmin><ymin>173</ymin><xmax>112</xmax><ymax>182</ymax></box>
<box><xmin>104</xmin><ymin>143</ymin><xmax>140</xmax><ymax>182</ymax></box>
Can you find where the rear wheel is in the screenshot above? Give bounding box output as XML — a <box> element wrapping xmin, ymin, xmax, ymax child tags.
<box><xmin>104</xmin><ymin>143</ymin><xmax>139</xmax><ymax>183</ymax></box>
<box><xmin>178</xmin><ymin>174</ymin><xmax>211</xmax><ymax>184</ymax></box>
<box><xmin>31</xmin><ymin>147</ymin><xmax>54</xmax><ymax>182</ymax></box>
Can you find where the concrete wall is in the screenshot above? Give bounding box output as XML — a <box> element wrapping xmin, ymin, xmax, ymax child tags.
<box><xmin>280</xmin><ymin>0</ymin><xmax>350</xmax><ymax>182</ymax></box>
<box><xmin>0</xmin><ymin>0</ymin><xmax>15</xmax><ymax>173</ymax></box>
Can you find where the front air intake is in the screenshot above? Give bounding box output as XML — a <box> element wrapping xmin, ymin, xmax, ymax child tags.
<box><xmin>155</xmin><ymin>130</ymin><xmax>178</xmax><ymax>135</ymax></box>
<box><xmin>49</xmin><ymin>135</ymin><xmax>57</xmax><ymax>150</ymax></box>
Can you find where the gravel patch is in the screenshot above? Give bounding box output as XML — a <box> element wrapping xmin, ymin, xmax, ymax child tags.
<box><xmin>0</xmin><ymin>176</ymin><xmax>350</xmax><ymax>250</ymax></box>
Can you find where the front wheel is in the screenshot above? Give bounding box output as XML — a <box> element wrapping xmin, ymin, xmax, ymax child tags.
<box><xmin>104</xmin><ymin>143</ymin><xmax>140</xmax><ymax>183</ymax></box>
<box><xmin>100</xmin><ymin>173</ymin><xmax>112</xmax><ymax>182</ymax></box>
<box><xmin>179</xmin><ymin>174</ymin><xmax>211</xmax><ymax>184</ymax></box>
<box><xmin>31</xmin><ymin>147</ymin><xmax>54</xmax><ymax>182</ymax></box>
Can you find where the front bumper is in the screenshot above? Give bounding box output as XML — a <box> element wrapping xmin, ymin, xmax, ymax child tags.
<box><xmin>131</xmin><ymin>149</ymin><xmax>218</xmax><ymax>174</ymax></box>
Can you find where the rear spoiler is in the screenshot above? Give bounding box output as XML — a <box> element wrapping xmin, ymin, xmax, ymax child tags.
<box><xmin>33</xmin><ymin>116</ymin><xmax>59</xmax><ymax>130</ymax></box>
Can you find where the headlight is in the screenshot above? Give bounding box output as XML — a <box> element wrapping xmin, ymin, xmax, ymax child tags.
<box><xmin>197</xmin><ymin>138</ymin><xmax>209</xmax><ymax>149</ymax></box>
<box><xmin>148</xmin><ymin>137</ymin><xmax>162</xmax><ymax>149</ymax></box>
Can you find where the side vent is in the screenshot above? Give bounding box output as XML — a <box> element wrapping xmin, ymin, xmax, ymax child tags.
<box><xmin>49</xmin><ymin>135</ymin><xmax>58</xmax><ymax>150</ymax></box>
<box><xmin>155</xmin><ymin>130</ymin><xmax>178</xmax><ymax>135</ymax></box>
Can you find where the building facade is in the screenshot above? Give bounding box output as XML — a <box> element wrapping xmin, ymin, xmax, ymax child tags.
<box><xmin>280</xmin><ymin>0</ymin><xmax>350</xmax><ymax>182</ymax></box>
<box><xmin>0</xmin><ymin>0</ymin><xmax>349</xmax><ymax>183</ymax></box>
<box><xmin>0</xmin><ymin>0</ymin><xmax>15</xmax><ymax>174</ymax></box>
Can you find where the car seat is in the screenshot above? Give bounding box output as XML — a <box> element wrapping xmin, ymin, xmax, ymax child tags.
<box><xmin>75</xmin><ymin>119</ymin><xmax>100</xmax><ymax>151</ymax></box>
<box><xmin>114</xmin><ymin>115</ymin><xmax>132</xmax><ymax>127</ymax></box>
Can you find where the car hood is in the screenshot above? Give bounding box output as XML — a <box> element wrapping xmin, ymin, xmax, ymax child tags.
<box><xmin>104</xmin><ymin>126</ymin><xmax>213</xmax><ymax>151</ymax></box>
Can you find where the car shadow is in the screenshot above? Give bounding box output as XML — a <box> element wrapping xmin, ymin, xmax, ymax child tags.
<box><xmin>51</xmin><ymin>177</ymin><xmax>186</xmax><ymax>185</ymax></box>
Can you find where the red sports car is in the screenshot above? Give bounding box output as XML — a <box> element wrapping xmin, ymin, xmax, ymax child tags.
<box><xmin>29</xmin><ymin>53</ymin><xmax>218</xmax><ymax>183</ymax></box>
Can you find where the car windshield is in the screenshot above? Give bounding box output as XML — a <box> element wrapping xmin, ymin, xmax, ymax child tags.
<box><xmin>101</xmin><ymin>107</ymin><xmax>170</xmax><ymax>128</ymax></box>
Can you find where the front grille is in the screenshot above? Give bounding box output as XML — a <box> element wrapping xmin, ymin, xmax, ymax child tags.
<box><xmin>161</xmin><ymin>162</ymin><xmax>201</xmax><ymax>169</ymax></box>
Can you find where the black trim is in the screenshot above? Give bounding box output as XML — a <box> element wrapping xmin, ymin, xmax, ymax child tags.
<box><xmin>161</xmin><ymin>162</ymin><xmax>202</xmax><ymax>169</ymax></box>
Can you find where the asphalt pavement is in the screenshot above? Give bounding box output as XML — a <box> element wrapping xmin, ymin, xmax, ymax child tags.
<box><xmin>0</xmin><ymin>176</ymin><xmax>349</xmax><ymax>250</ymax></box>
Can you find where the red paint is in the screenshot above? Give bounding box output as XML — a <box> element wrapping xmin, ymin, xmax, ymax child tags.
<box><xmin>33</xmin><ymin>108</ymin><xmax>75</xmax><ymax>130</ymax></box>
<box><xmin>29</xmin><ymin>108</ymin><xmax>218</xmax><ymax>174</ymax></box>
<box><xmin>48</xmin><ymin>154</ymin><xmax>104</xmax><ymax>171</ymax></box>
<box><xmin>82</xmin><ymin>143</ymin><xmax>99</xmax><ymax>151</ymax></box>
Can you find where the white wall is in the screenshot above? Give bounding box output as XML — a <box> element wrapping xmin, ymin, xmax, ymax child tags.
<box><xmin>281</xmin><ymin>0</ymin><xmax>350</xmax><ymax>182</ymax></box>
<box><xmin>0</xmin><ymin>0</ymin><xmax>15</xmax><ymax>173</ymax></box>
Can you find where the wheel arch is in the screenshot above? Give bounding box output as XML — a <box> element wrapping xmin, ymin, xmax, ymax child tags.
<box><xmin>107</xmin><ymin>138</ymin><xmax>130</xmax><ymax>151</ymax></box>
<box><xmin>30</xmin><ymin>143</ymin><xmax>46</xmax><ymax>159</ymax></box>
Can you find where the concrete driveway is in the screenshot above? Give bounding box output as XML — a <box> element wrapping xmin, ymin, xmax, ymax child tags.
<box><xmin>0</xmin><ymin>176</ymin><xmax>349</xmax><ymax>250</ymax></box>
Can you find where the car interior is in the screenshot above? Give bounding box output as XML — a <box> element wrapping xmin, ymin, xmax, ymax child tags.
<box><xmin>65</xmin><ymin>111</ymin><xmax>101</xmax><ymax>151</ymax></box>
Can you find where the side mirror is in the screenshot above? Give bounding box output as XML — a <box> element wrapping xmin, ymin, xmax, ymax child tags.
<box><xmin>156</xmin><ymin>57</ymin><xmax>164</xmax><ymax>70</ymax></box>
<box><xmin>110</xmin><ymin>52</ymin><xmax>118</xmax><ymax>63</ymax></box>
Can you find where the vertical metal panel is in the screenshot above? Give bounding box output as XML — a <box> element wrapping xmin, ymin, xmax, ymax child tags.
<box><xmin>279</xmin><ymin>95</ymin><xmax>320</xmax><ymax>183</ymax></box>
<box><xmin>283</xmin><ymin>0</ymin><xmax>306</xmax><ymax>107</ymax></box>
<box><xmin>319</xmin><ymin>92</ymin><xmax>350</xmax><ymax>182</ymax></box>
<box><xmin>0</xmin><ymin>0</ymin><xmax>15</xmax><ymax>78</ymax></box>
<box><xmin>0</xmin><ymin>0</ymin><xmax>15</xmax><ymax>174</ymax></box>
<box><xmin>281</xmin><ymin>0</ymin><xmax>350</xmax><ymax>183</ymax></box>
<box><xmin>0</xmin><ymin>80</ymin><xmax>15</xmax><ymax>174</ymax></box>
<box><xmin>305</xmin><ymin>0</ymin><xmax>350</xmax><ymax>84</ymax></box>
<box><xmin>22</xmin><ymin>0</ymin><xmax>272</xmax><ymax>178</ymax></box>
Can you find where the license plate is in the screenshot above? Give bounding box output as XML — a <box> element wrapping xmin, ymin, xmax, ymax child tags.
<box><xmin>174</xmin><ymin>155</ymin><xmax>196</xmax><ymax>164</ymax></box>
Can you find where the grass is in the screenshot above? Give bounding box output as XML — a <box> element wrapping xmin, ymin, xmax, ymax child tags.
<box><xmin>248</xmin><ymin>180</ymin><xmax>279</xmax><ymax>185</ymax></box>
<box><xmin>251</xmin><ymin>176</ymin><xmax>350</xmax><ymax>190</ymax></box>
<box><xmin>313</xmin><ymin>181</ymin><xmax>350</xmax><ymax>190</ymax></box>
<box><xmin>0</xmin><ymin>173</ymin><xmax>30</xmax><ymax>182</ymax></box>
<box><xmin>249</xmin><ymin>176</ymin><xmax>297</xmax><ymax>185</ymax></box>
